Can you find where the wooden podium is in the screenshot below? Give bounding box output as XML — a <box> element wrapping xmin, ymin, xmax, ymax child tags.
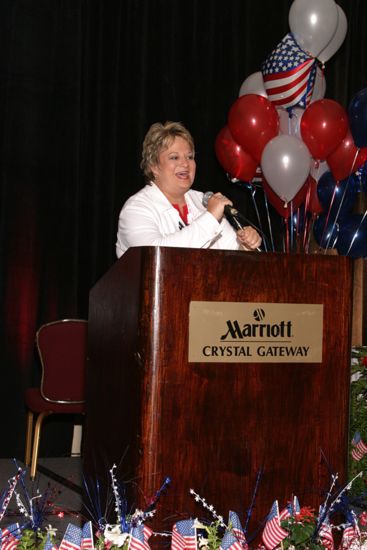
<box><xmin>84</xmin><ymin>247</ymin><xmax>353</xmax><ymax>537</ymax></box>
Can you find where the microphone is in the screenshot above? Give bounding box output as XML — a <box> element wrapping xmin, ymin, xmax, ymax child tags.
<box><xmin>202</xmin><ymin>191</ymin><xmax>248</xmax><ymax>230</ymax></box>
<box><xmin>202</xmin><ymin>190</ymin><xmax>214</xmax><ymax>207</ymax></box>
<box><xmin>223</xmin><ymin>205</ymin><xmax>244</xmax><ymax>230</ymax></box>
<box><xmin>202</xmin><ymin>191</ymin><xmax>265</xmax><ymax>250</ymax></box>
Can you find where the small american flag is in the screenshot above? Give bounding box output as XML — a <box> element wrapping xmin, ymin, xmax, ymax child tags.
<box><xmin>59</xmin><ymin>524</ymin><xmax>82</xmax><ymax>550</ymax></box>
<box><xmin>292</xmin><ymin>497</ymin><xmax>300</xmax><ymax>515</ymax></box>
<box><xmin>262</xmin><ymin>501</ymin><xmax>289</xmax><ymax>550</ymax></box>
<box><xmin>129</xmin><ymin>524</ymin><xmax>152</xmax><ymax>550</ymax></box>
<box><xmin>0</xmin><ymin>523</ymin><xmax>21</xmax><ymax>550</ymax></box>
<box><xmin>339</xmin><ymin>523</ymin><xmax>360</xmax><ymax>549</ymax></box>
<box><xmin>220</xmin><ymin>530</ymin><xmax>243</xmax><ymax>550</ymax></box>
<box><xmin>351</xmin><ymin>431</ymin><xmax>367</xmax><ymax>461</ymax></box>
<box><xmin>171</xmin><ymin>519</ymin><xmax>197</xmax><ymax>550</ymax></box>
<box><xmin>352</xmin><ymin>431</ymin><xmax>361</xmax><ymax>446</ymax></box>
<box><xmin>261</xmin><ymin>33</ymin><xmax>316</xmax><ymax>109</ymax></box>
<box><xmin>279</xmin><ymin>504</ymin><xmax>292</xmax><ymax>523</ymax></box>
<box><xmin>318</xmin><ymin>517</ymin><xmax>334</xmax><ymax>550</ymax></box>
<box><xmin>228</xmin><ymin>511</ymin><xmax>247</xmax><ymax>549</ymax></box>
<box><xmin>81</xmin><ymin>522</ymin><xmax>94</xmax><ymax>550</ymax></box>
<box><xmin>43</xmin><ymin>533</ymin><xmax>58</xmax><ymax>550</ymax></box>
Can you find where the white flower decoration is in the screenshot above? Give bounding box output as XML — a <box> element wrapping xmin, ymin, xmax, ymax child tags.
<box><xmin>45</xmin><ymin>525</ymin><xmax>58</xmax><ymax>538</ymax></box>
<box><xmin>104</xmin><ymin>524</ymin><xmax>130</xmax><ymax>547</ymax></box>
<box><xmin>351</xmin><ymin>372</ymin><xmax>363</xmax><ymax>382</ymax></box>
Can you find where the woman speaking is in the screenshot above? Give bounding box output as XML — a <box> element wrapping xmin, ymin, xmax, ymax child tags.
<box><xmin>116</xmin><ymin>121</ymin><xmax>261</xmax><ymax>258</ymax></box>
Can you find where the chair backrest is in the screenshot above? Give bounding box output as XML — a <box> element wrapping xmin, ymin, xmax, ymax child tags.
<box><xmin>36</xmin><ymin>319</ymin><xmax>88</xmax><ymax>403</ymax></box>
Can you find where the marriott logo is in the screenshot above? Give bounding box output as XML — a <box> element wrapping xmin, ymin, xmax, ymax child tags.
<box><xmin>220</xmin><ymin>309</ymin><xmax>293</xmax><ymax>340</ymax></box>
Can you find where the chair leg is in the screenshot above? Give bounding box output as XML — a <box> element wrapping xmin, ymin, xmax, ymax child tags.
<box><xmin>30</xmin><ymin>411</ymin><xmax>52</xmax><ymax>479</ymax></box>
<box><xmin>25</xmin><ymin>410</ymin><xmax>34</xmax><ymax>467</ymax></box>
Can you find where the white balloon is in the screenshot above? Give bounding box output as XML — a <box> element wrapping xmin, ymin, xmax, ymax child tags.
<box><xmin>277</xmin><ymin>107</ymin><xmax>305</xmax><ymax>138</ymax></box>
<box><xmin>289</xmin><ymin>0</ymin><xmax>339</xmax><ymax>57</ymax></box>
<box><xmin>261</xmin><ymin>134</ymin><xmax>311</xmax><ymax>203</ymax></box>
<box><xmin>239</xmin><ymin>71</ymin><xmax>267</xmax><ymax>98</ymax></box>
<box><xmin>311</xmin><ymin>66</ymin><xmax>326</xmax><ymax>101</ymax></box>
<box><xmin>317</xmin><ymin>5</ymin><xmax>347</xmax><ymax>63</ymax></box>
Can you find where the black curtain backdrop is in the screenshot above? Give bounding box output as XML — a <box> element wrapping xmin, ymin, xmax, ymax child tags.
<box><xmin>0</xmin><ymin>0</ymin><xmax>366</xmax><ymax>457</ymax></box>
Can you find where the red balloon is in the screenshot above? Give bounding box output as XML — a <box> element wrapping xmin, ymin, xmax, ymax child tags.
<box><xmin>215</xmin><ymin>126</ymin><xmax>258</xmax><ymax>182</ymax></box>
<box><xmin>300</xmin><ymin>99</ymin><xmax>348</xmax><ymax>160</ymax></box>
<box><xmin>228</xmin><ymin>94</ymin><xmax>279</xmax><ymax>163</ymax></box>
<box><xmin>305</xmin><ymin>176</ymin><xmax>323</xmax><ymax>215</ymax></box>
<box><xmin>327</xmin><ymin>128</ymin><xmax>367</xmax><ymax>181</ymax></box>
<box><xmin>262</xmin><ymin>175</ymin><xmax>308</xmax><ymax>219</ymax></box>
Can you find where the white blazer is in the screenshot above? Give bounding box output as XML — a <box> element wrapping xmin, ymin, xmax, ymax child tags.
<box><xmin>116</xmin><ymin>183</ymin><xmax>241</xmax><ymax>258</ymax></box>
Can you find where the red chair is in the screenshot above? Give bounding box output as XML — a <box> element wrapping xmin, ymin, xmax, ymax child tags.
<box><xmin>25</xmin><ymin>319</ymin><xmax>88</xmax><ymax>478</ymax></box>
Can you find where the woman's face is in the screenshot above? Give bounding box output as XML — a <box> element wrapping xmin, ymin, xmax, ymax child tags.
<box><xmin>151</xmin><ymin>136</ymin><xmax>196</xmax><ymax>201</ymax></box>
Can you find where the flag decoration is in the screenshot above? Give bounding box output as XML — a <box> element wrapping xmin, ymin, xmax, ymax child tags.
<box><xmin>339</xmin><ymin>523</ymin><xmax>360</xmax><ymax>549</ymax></box>
<box><xmin>351</xmin><ymin>432</ymin><xmax>367</xmax><ymax>461</ymax></box>
<box><xmin>317</xmin><ymin>513</ymin><xmax>334</xmax><ymax>550</ymax></box>
<box><xmin>279</xmin><ymin>504</ymin><xmax>292</xmax><ymax>523</ymax></box>
<box><xmin>261</xmin><ymin>33</ymin><xmax>317</xmax><ymax>109</ymax></box>
<box><xmin>129</xmin><ymin>525</ymin><xmax>153</xmax><ymax>550</ymax></box>
<box><xmin>219</xmin><ymin>511</ymin><xmax>248</xmax><ymax>550</ymax></box>
<box><xmin>228</xmin><ymin>511</ymin><xmax>248</xmax><ymax>549</ymax></box>
<box><xmin>261</xmin><ymin>501</ymin><xmax>289</xmax><ymax>550</ymax></box>
<box><xmin>43</xmin><ymin>533</ymin><xmax>58</xmax><ymax>550</ymax></box>
<box><xmin>59</xmin><ymin>524</ymin><xmax>82</xmax><ymax>550</ymax></box>
<box><xmin>171</xmin><ymin>519</ymin><xmax>197</xmax><ymax>550</ymax></box>
<box><xmin>292</xmin><ymin>496</ymin><xmax>301</xmax><ymax>516</ymax></box>
<box><xmin>0</xmin><ymin>470</ymin><xmax>23</xmax><ymax>522</ymax></box>
<box><xmin>0</xmin><ymin>523</ymin><xmax>21</xmax><ymax>550</ymax></box>
<box><xmin>3</xmin><ymin>457</ymin><xmax>367</xmax><ymax>550</ymax></box>
<box><xmin>220</xmin><ymin>529</ymin><xmax>244</xmax><ymax>550</ymax></box>
<box><xmin>81</xmin><ymin>522</ymin><xmax>94</xmax><ymax>550</ymax></box>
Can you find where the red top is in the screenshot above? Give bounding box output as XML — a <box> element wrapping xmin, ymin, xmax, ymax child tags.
<box><xmin>172</xmin><ymin>203</ymin><xmax>189</xmax><ymax>226</ymax></box>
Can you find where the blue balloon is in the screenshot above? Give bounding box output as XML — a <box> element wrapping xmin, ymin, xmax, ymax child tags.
<box><xmin>317</xmin><ymin>171</ymin><xmax>358</xmax><ymax>220</ymax></box>
<box><xmin>313</xmin><ymin>213</ymin><xmax>339</xmax><ymax>249</ymax></box>
<box><xmin>355</xmin><ymin>160</ymin><xmax>367</xmax><ymax>193</ymax></box>
<box><xmin>348</xmin><ymin>87</ymin><xmax>367</xmax><ymax>148</ymax></box>
<box><xmin>336</xmin><ymin>214</ymin><xmax>367</xmax><ymax>258</ymax></box>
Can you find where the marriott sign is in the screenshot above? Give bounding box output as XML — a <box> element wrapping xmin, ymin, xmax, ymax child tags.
<box><xmin>188</xmin><ymin>302</ymin><xmax>323</xmax><ymax>363</ymax></box>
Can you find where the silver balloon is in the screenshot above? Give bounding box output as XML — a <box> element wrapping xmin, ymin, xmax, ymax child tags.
<box><xmin>289</xmin><ymin>0</ymin><xmax>339</xmax><ymax>58</ymax></box>
<box><xmin>238</xmin><ymin>71</ymin><xmax>267</xmax><ymax>98</ymax></box>
<box><xmin>261</xmin><ymin>134</ymin><xmax>311</xmax><ymax>203</ymax></box>
<box><xmin>317</xmin><ymin>5</ymin><xmax>347</xmax><ymax>63</ymax></box>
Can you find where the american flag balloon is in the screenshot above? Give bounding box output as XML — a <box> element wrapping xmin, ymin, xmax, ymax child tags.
<box><xmin>261</xmin><ymin>33</ymin><xmax>317</xmax><ymax>110</ymax></box>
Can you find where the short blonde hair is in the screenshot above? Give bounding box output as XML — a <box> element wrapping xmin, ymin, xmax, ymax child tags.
<box><xmin>141</xmin><ymin>121</ymin><xmax>195</xmax><ymax>182</ymax></box>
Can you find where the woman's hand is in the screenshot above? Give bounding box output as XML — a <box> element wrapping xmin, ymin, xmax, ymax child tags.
<box><xmin>206</xmin><ymin>192</ymin><xmax>233</xmax><ymax>221</ymax></box>
<box><xmin>237</xmin><ymin>227</ymin><xmax>262</xmax><ymax>251</ymax></box>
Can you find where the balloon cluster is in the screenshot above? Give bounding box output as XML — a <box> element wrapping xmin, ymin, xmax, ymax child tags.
<box><xmin>215</xmin><ymin>0</ymin><xmax>367</xmax><ymax>257</ymax></box>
